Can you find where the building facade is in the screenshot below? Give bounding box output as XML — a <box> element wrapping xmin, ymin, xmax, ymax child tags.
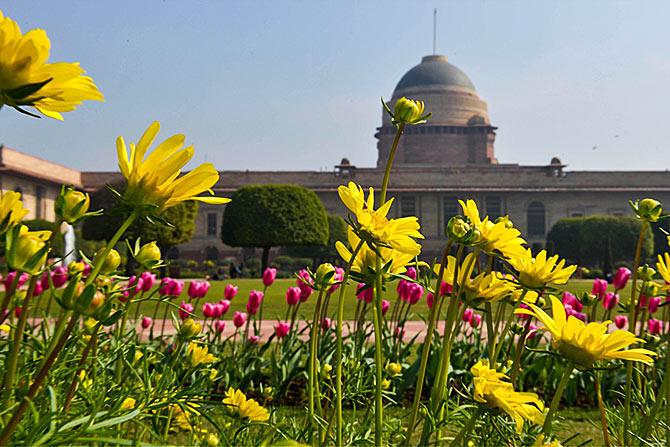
<box><xmin>3</xmin><ymin>54</ymin><xmax>670</xmax><ymax>261</ymax></box>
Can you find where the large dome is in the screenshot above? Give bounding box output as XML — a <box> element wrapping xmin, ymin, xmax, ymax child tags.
<box><xmin>394</xmin><ymin>55</ymin><xmax>476</xmax><ymax>94</ymax></box>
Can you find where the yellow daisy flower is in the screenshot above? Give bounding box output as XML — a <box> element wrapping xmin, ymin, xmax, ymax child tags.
<box><xmin>656</xmin><ymin>252</ymin><xmax>670</xmax><ymax>285</ymax></box>
<box><xmin>434</xmin><ymin>253</ymin><xmax>514</xmax><ymax>302</ymax></box>
<box><xmin>0</xmin><ymin>190</ymin><xmax>28</xmax><ymax>234</ymax></box>
<box><xmin>117</xmin><ymin>121</ymin><xmax>231</xmax><ymax>212</ymax></box>
<box><xmin>223</xmin><ymin>388</ymin><xmax>269</xmax><ymax>422</ymax></box>
<box><xmin>0</xmin><ymin>10</ymin><xmax>103</xmax><ymax>119</ymax></box>
<box><xmin>336</xmin><ymin>228</ymin><xmax>414</xmax><ymax>277</ymax></box>
<box><xmin>120</xmin><ymin>397</ymin><xmax>136</xmax><ymax>411</ymax></box>
<box><xmin>471</xmin><ymin>359</ymin><xmax>545</xmax><ymax>433</ymax></box>
<box><xmin>509</xmin><ymin>249</ymin><xmax>576</xmax><ymax>289</ymax></box>
<box><xmin>338</xmin><ymin>182</ymin><xmax>423</xmax><ymax>256</ymax></box>
<box><xmin>186</xmin><ymin>344</ymin><xmax>217</xmax><ymax>368</ymax></box>
<box><xmin>459</xmin><ymin>200</ymin><xmax>526</xmax><ymax>259</ymax></box>
<box><xmin>515</xmin><ymin>295</ymin><xmax>656</xmax><ymax>368</ymax></box>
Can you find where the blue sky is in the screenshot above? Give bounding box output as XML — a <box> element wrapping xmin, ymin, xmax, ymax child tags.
<box><xmin>2</xmin><ymin>0</ymin><xmax>670</xmax><ymax>172</ymax></box>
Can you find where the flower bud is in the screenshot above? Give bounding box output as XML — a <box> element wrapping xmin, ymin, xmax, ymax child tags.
<box><xmin>462</xmin><ymin>308</ymin><xmax>474</xmax><ymax>322</ymax></box>
<box><xmin>602</xmin><ymin>292</ymin><xmax>620</xmax><ymax>311</ymax></box>
<box><xmin>203</xmin><ymin>302</ymin><xmax>215</xmax><ymax>318</ymax></box>
<box><xmin>180</xmin><ymin>318</ymin><xmax>201</xmax><ymax>338</ymax></box>
<box><xmin>214</xmin><ymin>320</ymin><xmax>226</xmax><ymax>333</ymax></box>
<box><xmin>446</xmin><ymin>216</ymin><xmax>472</xmax><ymax>242</ymax></box>
<box><xmin>6</xmin><ymin>226</ymin><xmax>50</xmax><ymax>275</ymax></box>
<box><xmin>321</xmin><ymin>364</ymin><xmax>333</xmax><ymax>376</ymax></box>
<box><xmin>638</xmin><ymin>265</ymin><xmax>656</xmax><ymax>282</ymax></box>
<box><xmin>648</xmin><ymin>318</ymin><xmax>663</xmax><ymax>335</ymax></box>
<box><xmin>99</xmin><ymin>249</ymin><xmax>121</xmax><ymax>274</ymax></box>
<box><xmin>139</xmin><ymin>272</ymin><xmax>156</xmax><ymax>292</ymax></box>
<box><xmin>141</xmin><ymin>316</ymin><xmax>152</xmax><ymax>329</ymax></box>
<box><xmin>356</xmin><ymin>283</ymin><xmax>374</xmax><ymax>303</ymax></box>
<box><xmin>56</xmin><ymin>187</ymin><xmax>91</xmax><ymax>224</ymax></box>
<box><xmin>321</xmin><ymin>317</ymin><xmax>332</xmax><ymax>331</ymax></box>
<box><xmin>262</xmin><ymin>267</ymin><xmax>277</xmax><ymax>287</ymax></box>
<box><xmin>494</xmin><ymin>215</ymin><xmax>514</xmax><ymax>229</ymax></box>
<box><xmin>248</xmin><ymin>335</ymin><xmax>259</xmax><ymax>345</ymax></box>
<box><xmin>224</xmin><ymin>284</ymin><xmax>238</xmax><ymax>300</ymax></box>
<box><xmin>315</xmin><ymin>263</ymin><xmax>336</xmax><ymax>288</ymax></box>
<box><xmin>386</xmin><ymin>362</ymin><xmax>402</xmax><ymax>376</ymax></box>
<box><xmin>612</xmin><ymin>267</ymin><xmax>632</xmax><ymax>290</ymax></box>
<box><xmin>392</xmin><ymin>97</ymin><xmax>427</xmax><ymax>125</ymax></box>
<box><xmin>510</xmin><ymin>322</ymin><xmax>525</xmax><ymax>335</ymax></box>
<box><xmin>135</xmin><ymin>241</ymin><xmax>161</xmax><ymax>268</ymax></box>
<box><xmin>640</xmin><ymin>281</ymin><xmax>659</xmax><ymax>298</ymax></box>
<box><xmin>469</xmin><ymin>313</ymin><xmax>482</xmax><ymax>328</ymax></box>
<box><xmin>381</xmin><ymin>299</ymin><xmax>390</xmax><ymax>316</ymax></box>
<box><xmin>274</xmin><ymin>322</ymin><xmax>290</xmax><ymax>339</ymax></box>
<box><xmin>381</xmin><ymin>378</ymin><xmax>391</xmax><ymax>390</ymax></box>
<box><xmin>634</xmin><ymin>198</ymin><xmax>663</xmax><ymax>222</ymax></box>
<box><xmin>285</xmin><ymin>286</ymin><xmax>301</xmax><ymax>306</ymax></box>
<box><xmin>178</xmin><ymin>301</ymin><xmax>194</xmax><ymax>320</ymax></box>
<box><xmin>591</xmin><ymin>279</ymin><xmax>608</xmax><ymax>300</ymax></box>
<box><xmin>614</xmin><ymin>315</ymin><xmax>628</xmax><ymax>329</ymax></box>
<box><xmin>233</xmin><ymin>311</ymin><xmax>247</xmax><ymax>328</ymax></box>
<box><xmin>120</xmin><ymin>397</ymin><xmax>136</xmax><ymax>411</ymax></box>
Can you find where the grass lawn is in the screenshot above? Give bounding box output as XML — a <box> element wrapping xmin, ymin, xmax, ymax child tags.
<box><xmin>30</xmin><ymin>278</ymin><xmax>631</xmax><ymax>322</ymax></box>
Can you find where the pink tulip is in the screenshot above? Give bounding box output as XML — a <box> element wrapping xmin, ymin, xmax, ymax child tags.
<box><xmin>224</xmin><ymin>284</ymin><xmax>238</xmax><ymax>300</ymax></box>
<box><xmin>262</xmin><ymin>267</ymin><xmax>277</xmax><ymax>287</ymax></box>
<box><xmin>397</xmin><ymin>280</ymin><xmax>410</xmax><ymax>302</ymax></box>
<box><xmin>14</xmin><ymin>306</ymin><xmax>21</xmax><ymax>318</ymax></box>
<box><xmin>573</xmin><ymin>312</ymin><xmax>587</xmax><ymax>322</ymax></box>
<box><xmin>469</xmin><ymin>313</ymin><xmax>482</xmax><ymax>328</ymax></box>
<box><xmin>214</xmin><ymin>320</ymin><xmax>226</xmax><ymax>333</ymax></box>
<box><xmin>356</xmin><ymin>283</ymin><xmax>374</xmax><ymax>303</ymax></box>
<box><xmin>612</xmin><ymin>267</ymin><xmax>632</xmax><ymax>290</ymax></box>
<box><xmin>394</xmin><ymin>326</ymin><xmax>405</xmax><ymax>340</ymax></box>
<box><xmin>119</xmin><ymin>291</ymin><xmax>129</xmax><ymax>303</ymax></box>
<box><xmin>562</xmin><ymin>291</ymin><xmax>583</xmax><ymax>312</ymax></box>
<box><xmin>141</xmin><ymin>316</ymin><xmax>152</xmax><ymax>329</ymax></box>
<box><xmin>328</xmin><ymin>267</ymin><xmax>344</xmax><ymax>294</ymax></box>
<box><xmin>248</xmin><ymin>335</ymin><xmax>260</xmax><ymax>344</ymax></box>
<box><xmin>602</xmin><ymin>292</ymin><xmax>620</xmax><ymax>311</ymax></box>
<box><xmin>139</xmin><ymin>272</ymin><xmax>156</xmax><ymax>292</ymax></box>
<box><xmin>233</xmin><ymin>311</ymin><xmax>247</xmax><ymax>328</ymax></box>
<box><xmin>407</xmin><ymin>283</ymin><xmax>424</xmax><ymax>305</ymax></box>
<box><xmin>128</xmin><ymin>275</ymin><xmax>143</xmax><ymax>296</ymax></box>
<box><xmin>381</xmin><ymin>299</ymin><xmax>390</xmax><ymax>316</ymax></box>
<box><xmin>82</xmin><ymin>263</ymin><xmax>92</xmax><ymax>276</ymax></box>
<box><xmin>217</xmin><ymin>300</ymin><xmax>231</xmax><ymax>315</ymax></box>
<box><xmin>178</xmin><ymin>301</ymin><xmax>194</xmax><ymax>320</ymax></box>
<box><xmin>247</xmin><ymin>290</ymin><xmax>264</xmax><ymax>315</ymax></box>
<box><xmin>33</xmin><ymin>281</ymin><xmax>43</xmax><ymax>297</ymax></box>
<box><xmin>406</xmin><ymin>266</ymin><xmax>417</xmax><ymax>280</ymax></box>
<box><xmin>285</xmin><ymin>287</ymin><xmax>301</xmax><ymax>306</ymax></box>
<box><xmin>648</xmin><ymin>318</ymin><xmax>663</xmax><ymax>335</ymax></box>
<box><xmin>649</xmin><ymin>296</ymin><xmax>661</xmax><ymax>314</ymax></box>
<box><xmin>462</xmin><ymin>308</ymin><xmax>474</xmax><ymax>322</ymax></box>
<box><xmin>4</xmin><ymin>271</ymin><xmax>28</xmax><ymax>290</ymax></box>
<box><xmin>614</xmin><ymin>315</ymin><xmax>628</xmax><ymax>329</ymax></box>
<box><xmin>321</xmin><ymin>317</ymin><xmax>332</xmax><ymax>331</ymax></box>
<box><xmin>639</xmin><ymin>294</ymin><xmax>649</xmax><ymax>309</ymax></box>
<box><xmin>517</xmin><ymin>303</ymin><xmax>531</xmax><ymax>320</ymax></box>
<box><xmin>426</xmin><ymin>292</ymin><xmax>434</xmax><ymax>309</ymax></box>
<box><xmin>274</xmin><ymin>322</ymin><xmax>290</xmax><ymax>338</ymax></box>
<box><xmin>591</xmin><ymin>278</ymin><xmax>608</xmax><ymax>300</ymax></box>
<box><xmin>440</xmin><ymin>281</ymin><xmax>452</xmax><ymax>296</ymax></box>
<box><xmin>297</xmin><ymin>269</ymin><xmax>313</xmax><ymax>302</ymax></box>
<box><xmin>51</xmin><ymin>266</ymin><xmax>68</xmax><ymax>288</ymax></box>
<box><xmin>527</xmin><ymin>323</ymin><xmax>539</xmax><ymax>340</ymax></box>
<box><xmin>188</xmin><ymin>280</ymin><xmax>210</xmax><ymax>299</ymax></box>
<box><xmin>203</xmin><ymin>303</ymin><xmax>215</xmax><ymax>318</ymax></box>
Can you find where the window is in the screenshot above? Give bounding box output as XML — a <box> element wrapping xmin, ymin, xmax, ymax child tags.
<box><xmin>400</xmin><ymin>196</ymin><xmax>417</xmax><ymax>218</ymax></box>
<box><xmin>485</xmin><ymin>196</ymin><xmax>502</xmax><ymax>219</ymax></box>
<box><xmin>527</xmin><ymin>202</ymin><xmax>546</xmax><ymax>237</ymax></box>
<box><xmin>442</xmin><ymin>196</ymin><xmax>460</xmax><ymax>229</ymax></box>
<box><xmin>35</xmin><ymin>186</ymin><xmax>45</xmax><ymax>219</ymax></box>
<box><xmin>205</xmin><ymin>246</ymin><xmax>219</xmax><ymax>261</ymax></box>
<box><xmin>207</xmin><ymin>212</ymin><xmax>218</xmax><ymax>237</ymax></box>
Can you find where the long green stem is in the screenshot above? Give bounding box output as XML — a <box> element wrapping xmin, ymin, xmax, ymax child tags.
<box><xmin>335</xmin><ymin>240</ymin><xmax>365</xmax><ymax>446</ymax></box>
<box><xmin>595</xmin><ymin>373</ymin><xmax>611</xmax><ymax>447</ymax></box>
<box><xmin>2</xmin><ymin>276</ymin><xmax>37</xmax><ymax>407</ymax></box>
<box><xmin>308</xmin><ymin>289</ymin><xmax>325</xmax><ymax>440</ymax></box>
<box><xmin>624</xmin><ymin>223</ymin><xmax>647</xmax><ymax>445</ymax></box>
<box><xmin>405</xmin><ymin>244</ymin><xmax>450</xmax><ymax>441</ymax></box>
<box><xmin>543</xmin><ymin>364</ymin><xmax>573</xmax><ymax>435</ymax></box>
<box><xmin>379</xmin><ymin>123</ymin><xmax>405</xmax><ymax>204</ymax></box>
<box><xmin>372</xmin><ymin>265</ymin><xmax>385</xmax><ymax>447</ymax></box>
<box><xmin>451</xmin><ymin>407</ymin><xmax>480</xmax><ymax>446</ymax></box>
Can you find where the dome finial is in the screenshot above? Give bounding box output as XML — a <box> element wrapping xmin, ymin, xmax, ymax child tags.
<box><xmin>433</xmin><ymin>8</ymin><xmax>438</xmax><ymax>55</ymax></box>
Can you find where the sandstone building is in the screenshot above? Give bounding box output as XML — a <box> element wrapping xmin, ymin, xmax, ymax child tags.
<box><xmin>3</xmin><ymin>54</ymin><xmax>670</xmax><ymax>261</ymax></box>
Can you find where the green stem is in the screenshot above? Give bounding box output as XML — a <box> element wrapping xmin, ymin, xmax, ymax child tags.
<box><xmin>543</xmin><ymin>364</ymin><xmax>573</xmax><ymax>435</ymax></box>
<box><xmin>335</xmin><ymin>239</ymin><xmax>365</xmax><ymax>446</ymax></box>
<box><xmin>624</xmin><ymin>223</ymin><xmax>647</xmax><ymax>445</ymax></box>
<box><xmin>379</xmin><ymin>123</ymin><xmax>405</xmax><ymax>204</ymax></box>
<box><xmin>595</xmin><ymin>373</ymin><xmax>611</xmax><ymax>447</ymax></box>
<box><xmin>308</xmin><ymin>289</ymin><xmax>325</xmax><ymax>439</ymax></box>
<box><xmin>491</xmin><ymin>303</ymin><xmax>516</xmax><ymax>364</ymax></box>
<box><xmin>372</xmin><ymin>265</ymin><xmax>385</xmax><ymax>447</ymax></box>
<box><xmin>405</xmin><ymin>244</ymin><xmax>450</xmax><ymax>441</ymax></box>
<box><xmin>2</xmin><ymin>276</ymin><xmax>37</xmax><ymax>407</ymax></box>
<box><xmin>451</xmin><ymin>407</ymin><xmax>480</xmax><ymax>446</ymax></box>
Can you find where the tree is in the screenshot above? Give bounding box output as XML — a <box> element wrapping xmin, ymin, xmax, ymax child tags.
<box><xmin>547</xmin><ymin>216</ymin><xmax>653</xmax><ymax>272</ymax></box>
<box><xmin>82</xmin><ymin>182</ymin><xmax>199</xmax><ymax>254</ymax></box>
<box><xmin>286</xmin><ymin>213</ymin><xmax>348</xmax><ymax>266</ymax></box>
<box><xmin>221</xmin><ymin>184</ymin><xmax>329</xmax><ymax>270</ymax></box>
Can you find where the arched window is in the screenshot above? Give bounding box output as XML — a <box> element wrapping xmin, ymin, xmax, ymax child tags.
<box><xmin>205</xmin><ymin>246</ymin><xmax>220</xmax><ymax>262</ymax></box>
<box><xmin>527</xmin><ymin>202</ymin><xmax>546</xmax><ymax>237</ymax></box>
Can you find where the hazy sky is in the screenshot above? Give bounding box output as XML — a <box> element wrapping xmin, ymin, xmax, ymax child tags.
<box><xmin>2</xmin><ymin>0</ymin><xmax>670</xmax><ymax>172</ymax></box>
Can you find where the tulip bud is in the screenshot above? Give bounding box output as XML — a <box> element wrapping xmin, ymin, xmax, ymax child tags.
<box><xmin>139</xmin><ymin>272</ymin><xmax>156</xmax><ymax>292</ymax></box>
<box><xmin>381</xmin><ymin>299</ymin><xmax>390</xmax><ymax>316</ymax></box>
<box><xmin>262</xmin><ymin>267</ymin><xmax>277</xmax><ymax>287</ymax></box>
<box><xmin>446</xmin><ymin>216</ymin><xmax>473</xmax><ymax>242</ymax></box>
<box><xmin>462</xmin><ymin>308</ymin><xmax>474</xmax><ymax>322</ymax></box>
<box><xmin>135</xmin><ymin>241</ymin><xmax>161</xmax><ymax>268</ymax></box>
<box><xmin>214</xmin><ymin>320</ymin><xmax>226</xmax><ymax>333</ymax></box>
<box><xmin>634</xmin><ymin>198</ymin><xmax>663</xmax><ymax>222</ymax></box>
<box><xmin>406</xmin><ymin>267</ymin><xmax>417</xmax><ymax>280</ymax></box>
<box><xmin>141</xmin><ymin>316</ymin><xmax>152</xmax><ymax>329</ymax></box>
<box><xmin>426</xmin><ymin>292</ymin><xmax>434</xmax><ymax>309</ymax></box>
<box><xmin>356</xmin><ymin>283</ymin><xmax>374</xmax><ymax>303</ymax></box>
<box><xmin>469</xmin><ymin>313</ymin><xmax>482</xmax><ymax>328</ymax></box>
<box><xmin>285</xmin><ymin>286</ymin><xmax>301</xmax><ymax>306</ymax></box>
<box><xmin>218</xmin><ymin>300</ymin><xmax>231</xmax><ymax>315</ymax></box>
<box><xmin>55</xmin><ymin>187</ymin><xmax>90</xmax><ymax>224</ymax></box>
<box><xmin>648</xmin><ymin>318</ymin><xmax>663</xmax><ymax>335</ymax></box>
<box><xmin>612</xmin><ymin>267</ymin><xmax>632</xmax><ymax>290</ymax></box>
<box><xmin>203</xmin><ymin>303</ymin><xmax>215</xmax><ymax>318</ymax></box>
<box><xmin>614</xmin><ymin>315</ymin><xmax>628</xmax><ymax>329</ymax></box>
<box><xmin>248</xmin><ymin>335</ymin><xmax>259</xmax><ymax>345</ymax></box>
<box><xmin>602</xmin><ymin>292</ymin><xmax>620</xmax><ymax>311</ymax></box>
<box><xmin>233</xmin><ymin>311</ymin><xmax>247</xmax><ymax>328</ymax></box>
<box><xmin>98</xmin><ymin>249</ymin><xmax>121</xmax><ymax>274</ymax></box>
<box><xmin>591</xmin><ymin>279</ymin><xmax>608</xmax><ymax>300</ymax></box>
<box><xmin>178</xmin><ymin>301</ymin><xmax>194</xmax><ymax>320</ymax></box>
<box><xmin>224</xmin><ymin>284</ymin><xmax>238</xmax><ymax>300</ymax></box>
<box><xmin>274</xmin><ymin>322</ymin><xmax>290</xmax><ymax>339</ymax></box>
<box><xmin>321</xmin><ymin>317</ymin><xmax>332</xmax><ymax>331</ymax></box>
<box><xmin>180</xmin><ymin>318</ymin><xmax>201</xmax><ymax>338</ymax></box>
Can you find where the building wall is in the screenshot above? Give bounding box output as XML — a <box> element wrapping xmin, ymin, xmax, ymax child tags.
<box><xmin>0</xmin><ymin>172</ymin><xmax>61</xmax><ymax>221</ymax></box>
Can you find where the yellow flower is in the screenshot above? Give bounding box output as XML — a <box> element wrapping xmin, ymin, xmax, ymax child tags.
<box><xmin>471</xmin><ymin>359</ymin><xmax>545</xmax><ymax>433</ymax></box>
<box><xmin>169</xmin><ymin>403</ymin><xmax>199</xmax><ymax>431</ymax></box>
<box><xmin>0</xmin><ymin>10</ymin><xmax>103</xmax><ymax>119</ymax></box>
<box><xmin>120</xmin><ymin>397</ymin><xmax>136</xmax><ymax>411</ymax></box>
<box><xmin>515</xmin><ymin>295</ymin><xmax>656</xmax><ymax>368</ymax></box>
<box><xmin>434</xmin><ymin>253</ymin><xmax>514</xmax><ymax>302</ymax></box>
<box><xmin>135</xmin><ymin>241</ymin><xmax>161</xmax><ymax>267</ymax></box>
<box><xmin>459</xmin><ymin>200</ymin><xmax>526</xmax><ymax>259</ymax></box>
<box><xmin>117</xmin><ymin>121</ymin><xmax>230</xmax><ymax>212</ymax></box>
<box><xmin>0</xmin><ymin>324</ymin><xmax>10</xmax><ymax>334</ymax></box>
<box><xmin>336</xmin><ymin>228</ymin><xmax>414</xmax><ymax>276</ymax></box>
<box><xmin>0</xmin><ymin>190</ymin><xmax>28</xmax><ymax>234</ymax></box>
<box><xmin>55</xmin><ymin>187</ymin><xmax>90</xmax><ymax>223</ymax></box>
<box><xmin>656</xmin><ymin>252</ymin><xmax>670</xmax><ymax>285</ymax></box>
<box><xmin>6</xmin><ymin>224</ymin><xmax>51</xmax><ymax>275</ymax></box>
<box><xmin>509</xmin><ymin>249</ymin><xmax>576</xmax><ymax>289</ymax></box>
<box><xmin>223</xmin><ymin>388</ymin><xmax>270</xmax><ymax>422</ymax></box>
<box><xmin>338</xmin><ymin>182</ymin><xmax>423</xmax><ymax>256</ymax></box>
<box><xmin>187</xmin><ymin>344</ymin><xmax>217</xmax><ymax>368</ymax></box>
<box><xmin>390</xmin><ymin>97</ymin><xmax>430</xmax><ymax>125</ymax></box>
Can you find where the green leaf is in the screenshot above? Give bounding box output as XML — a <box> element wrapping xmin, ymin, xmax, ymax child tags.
<box><xmin>87</xmin><ymin>409</ymin><xmax>141</xmax><ymax>430</ymax></box>
<box><xmin>5</xmin><ymin>78</ymin><xmax>52</xmax><ymax>100</ymax></box>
